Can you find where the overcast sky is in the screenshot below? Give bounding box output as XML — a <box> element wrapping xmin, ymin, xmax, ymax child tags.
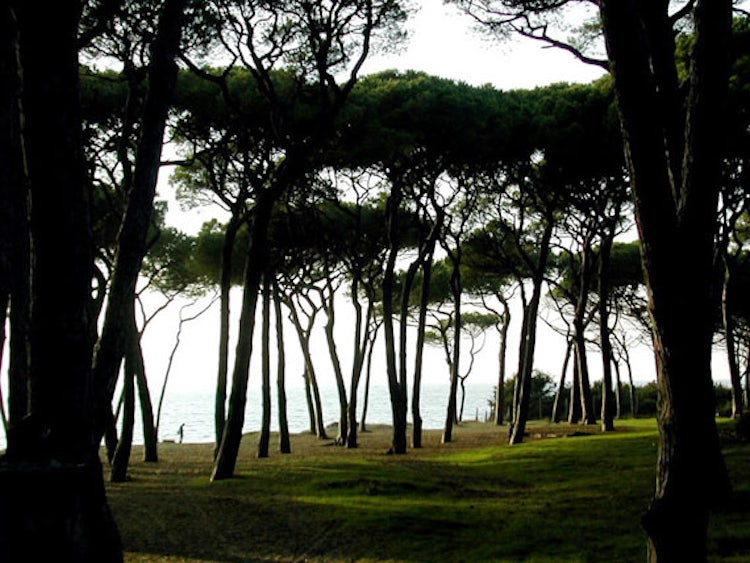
<box><xmin>361</xmin><ymin>1</ymin><xmax>606</xmax><ymax>90</ymax></box>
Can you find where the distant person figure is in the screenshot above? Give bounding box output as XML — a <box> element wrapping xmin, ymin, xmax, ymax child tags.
<box><xmin>178</xmin><ymin>423</ymin><xmax>185</xmax><ymax>444</ymax></box>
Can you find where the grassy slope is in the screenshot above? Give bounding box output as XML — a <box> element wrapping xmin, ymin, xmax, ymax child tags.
<box><xmin>107</xmin><ymin>419</ymin><xmax>750</xmax><ymax>562</ymax></box>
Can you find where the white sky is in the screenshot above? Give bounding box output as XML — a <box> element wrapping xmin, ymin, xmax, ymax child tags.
<box><xmin>362</xmin><ymin>1</ymin><xmax>606</xmax><ymax>91</ymax></box>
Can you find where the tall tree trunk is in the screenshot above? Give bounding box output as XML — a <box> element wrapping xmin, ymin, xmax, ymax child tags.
<box><xmin>599</xmin><ymin>228</ymin><xmax>616</xmax><ymax>432</ymax></box>
<box><xmin>0</xmin><ymin>296</ymin><xmax>8</xmax><ymax>434</ymax></box>
<box><xmin>323</xmin><ymin>279</ymin><xmax>348</xmax><ymax>445</ymax></box>
<box><xmin>346</xmin><ymin>282</ymin><xmax>373</xmax><ymax>449</ymax></box>
<box><xmin>552</xmin><ymin>337</ymin><xmax>573</xmax><ymax>423</ymax></box>
<box><xmin>568</xmin><ymin>349</ymin><xmax>582</xmax><ymax>424</ymax></box>
<box><xmin>257</xmin><ymin>273</ymin><xmax>271</xmax><ymax>459</ymax></box>
<box><xmin>215</xmin><ymin>217</ymin><xmax>241</xmax><ymax>458</ymax></box>
<box><xmin>443</xmin><ymin>251</ymin><xmax>462</xmax><ymax>444</ymax></box>
<box><xmin>111</xmin><ymin>342</ymin><xmax>136</xmax><ymax>483</ymax></box>
<box><xmin>573</xmin><ymin>243</ymin><xmax>596</xmax><ymax>425</ymax></box>
<box><xmin>412</xmin><ymin>248</ymin><xmax>434</xmax><ymax>448</ymax></box>
<box><xmin>134</xmin><ymin>344</ymin><xmax>157</xmax><ymax>462</ymax></box>
<box><xmin>613</xmin><ymin>358</ymin><xmax>623</xmax><ymax>419</ymax></box>
<box><xmin>93</xmin><ymin>0</ymin><xmax>187</xmax><ymax>445</ymax></box>
<box><xmin>510</xmin><ymin>219</ymin><xmax>553</xmax><ymax>444</ymax></box>
<box><xmin>273</xmin><ymin>281</ymin><xmax>291</xmax><ymax>454</ymax></box>
<box><xmin>0</xmin><ymin>2</ymin><xmax>30</xmax><ymax>451</ymax></box>
<box><xmin>303</xmin><ymin>371</ymin><xmax>316</xmax><ymax>434</ymax></box>
<box><xmin>286</xmin><ymin>295</ymin><xmax>327</xmax><ymax>439</ymax></box>
<box><xmin>360</xmin><ymin>327</ymin><xmax>378</xmax><ymax>433</ymax></box>
<box><xmin>212</xmin><ymin>190</ymin><xmax>277</xmax><ymax>480</ymax></box>
<box><xmin>494</xmin><ymin>298</ymin><xmax>510</xmax><ymax>425</ymax></box>
<box><xmin>722</xmin><ymin>261</ymin><xmax>744</xmax><ymax>419</ymax></box>
<box><xmin>0</xmin><ymin>4</ymin><xmax>122</xmax><ymax>557</ymax></box>
<box><xmin>383</xmin><ymin>187</ymin><xmax>407</xmax><ymax>454</ymax></box>
<box><xmin>599</xmin><ymin>1</ymin><xmax>732</xmax><ymax>558</ymax></box>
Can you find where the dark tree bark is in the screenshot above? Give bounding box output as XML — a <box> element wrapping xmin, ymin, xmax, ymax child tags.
<box><xmin>599</xmin><ymin>224</ymin><xmax>616</xmax><ymax>432</ymax></box>
<box><xmin>412</xmin><ymin>246</ymin><xmax>435</xmax><ymax>448</ymax></box>
<box><xmin>509</xmin><ymin>219</ymin><xmax>553</xmax><ymax>444</ymax></box>
<box><xmin>552</xmin><ymin>337</ymin><xmax>573</xmax><ymax>424</ymax></box>
<box><xmin>286</xmin><ymin>293</ymin><xmax>327</xmax><ymax>439</ymax></box>
<box><xmin>110</xmin><ymin>334</ymin><xmax>136</xmax><ymax>483</ymax></box>
<box><xmin>722</xmin><ymin>261</ymin><xmax>744</xmax><ymax>419</ymax></box>
<box><xmin>215</xmin><ymin>216</ymin><xmax>242</xmax><ymax>458</ymax></box>
<box><xmin>257</xmin><ymin>273</ymin><xmax>271</xmax><ymax>459</ymax></box>
<box><xmin>273</xmin><ymin>280</ymin><xmax>291</xmax><ymax>454</ymax></box>
<box><xmin>382</xmin><ymin>186</ymin><xmax>408</xmax><ymax>454</ymax></box>
<box><xmin>493</xmin><ymin>297</ymin><xmax>511</xmax><ymax>426</ymax></box>
<box><xmin>0</xmin><ymin>3</ymin><xmax>122</xmax><ymax>558</ymax></box>
<box><xmin>599</xmin><ymin>1</ymin><xmax>732</xmax><ymax>558</ymax></box>
<box><xmin>93</xmin><ymin>0</ymin><xmax>187</xmax><ymax>442</ymax></box>
<box><xmin>212</xmin><ymin>190</ymin><xmax>277</xmax><ymax>480</ymax></box>
<box><xmin>442</xmin><ymin>249</ymin><xmax>463</xmax><ymax>444</ymax></box>
<box><xmin>0</xmin><ymin>2</ymin><xmax>29</xmax><ymax>447</ymax></box>
<box><xmin>322</xmin><ymin>277</ymin><xmax>349</xmax><ymax>445</ymax></box>
<box><xmin>572</xmin><ymin>242</ymin><xmax>597</xmax><ymax>426</ymax></box>
<box><xmin>568</xmin><ymin>349</ymin><xmax>582</xmax><ymax>424</ymax></box>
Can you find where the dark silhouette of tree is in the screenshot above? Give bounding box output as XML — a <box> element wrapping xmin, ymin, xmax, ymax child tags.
<box><xmin>449</xmin><ymin>1</ymin><xmax>735</xmax><ymax>557</ymax></box>
<box><xmin>0</xmin><ymin>2</ymin><xmax>122</xmax><ymax>558</ymax></box>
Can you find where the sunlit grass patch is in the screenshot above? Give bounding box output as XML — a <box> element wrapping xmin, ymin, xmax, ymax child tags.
<box><xmin>112</xmin><ymin>419</ymin><xmax>750</xmax><ymax>562</ymax></box>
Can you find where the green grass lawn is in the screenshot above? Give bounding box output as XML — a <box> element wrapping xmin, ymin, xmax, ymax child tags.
<box><xmin>108</xmin><ymin>419</ymin><xmax>750</xmax><ymax>562</ymax></box>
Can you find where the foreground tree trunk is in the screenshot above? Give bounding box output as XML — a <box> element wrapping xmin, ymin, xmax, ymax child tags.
<box><xmin>0</xmin><ymin>4</ymin><xmax>122</xmax><ymax>558</ymax></box>
<box><xmin>599</xmin><ymin>1</ymin><xmax>732</xmax><ymax>559</ymax></box>
<box><xmin>0</xmin><ymin>1</ymin><xmax>29</xmax><ymax>449</ymax></box>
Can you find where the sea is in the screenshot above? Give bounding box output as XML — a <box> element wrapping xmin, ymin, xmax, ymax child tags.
<box><xmin>0</xmin><ymin>382</ymin><xmax>496</xmax><ymax>449</ymax></box>
<box><xmin>154</xmin><ymin>382</ymin><xmax>496</xmax><ymax>445</ymax></box>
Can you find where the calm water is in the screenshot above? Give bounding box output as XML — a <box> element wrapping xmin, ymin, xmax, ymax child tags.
<box><xmin>0</xmin><ymin>382</ymin><xmax>496</xmax><ymax>449</ymax></box>
<box><xmin>156</xmin><ymin>382</ymin><xmax>495</xmax><ymax>444</ymax></box>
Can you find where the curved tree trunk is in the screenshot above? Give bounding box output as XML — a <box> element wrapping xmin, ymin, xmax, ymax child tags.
<box><xmin>286</xmin><ymin>295</ymin><xmax>327</xmax><ymax>439</ymax></box>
